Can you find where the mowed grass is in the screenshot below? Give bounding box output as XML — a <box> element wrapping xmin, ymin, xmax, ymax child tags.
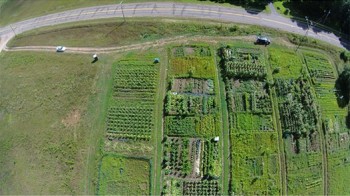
<box><xmin>97</xmin><ymin>155</ymin><xmax>150</xmax><ymax>195</ymax></box>
<box><xmin>0</xmin><ymin>51</ymin><xmax>114</xmax><ymax>194</ymax></box>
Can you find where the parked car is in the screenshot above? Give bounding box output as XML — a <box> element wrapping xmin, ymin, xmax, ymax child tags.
<box><xmin>56</xmin><ymin>46</ymin><xmax>66</xmax><ymax>52</ymax></box>
<box><xmin>255</xmin><ymin>36</ymin><xmax>271</xmax><ymax>46</ymax></box>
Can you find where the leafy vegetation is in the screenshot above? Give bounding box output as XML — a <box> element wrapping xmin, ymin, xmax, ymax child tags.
<box><xmin>97</xmin><ymin>155</ymin><xmax>150</xmax><ymax>195</ymax></box>
<box><xmin>220</xmin><ymin>47</ymin><xmax>267</xmax><ymax>80</ymax></box>
<box><xmin>218</xmin><ymin>44</ymin><xmax>281</xmax><ymax>195</ymax></box>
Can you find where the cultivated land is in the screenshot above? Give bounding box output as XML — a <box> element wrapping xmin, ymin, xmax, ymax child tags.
<box><xmin>0</xmin><ymin>5</ymin><xmax>350</xmax><ymax>195</ymax></box>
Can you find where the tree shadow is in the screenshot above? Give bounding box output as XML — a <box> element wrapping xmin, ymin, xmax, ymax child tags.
<box><xmin>104</xmin><ymin>21</ymin><xmax>126</xmax><ymax>38</ymax></box>
<box><xmin>204</xmin><ymin>0</ymin><xmax>269</xmax><ymax>14</ymax></box>
<box><xmin>91</xmin><ymin>58</ymin><xmax>98</xmax><ymax>64</ymax></box>
<box><xmin>278</xmin><ymin>1</ymin><xmax>350</xmax><ymax>50</ymax></box>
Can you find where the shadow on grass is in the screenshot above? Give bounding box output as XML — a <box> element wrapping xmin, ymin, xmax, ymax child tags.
<box><xmin>105</xmin><ymin>21</ymin><xmax>126</xmax><ymax>38</ymax></box>
<box><xmin>200</xmin><ymin>0</ymin><xmax>269</xmax><ymax>14</ymax></box>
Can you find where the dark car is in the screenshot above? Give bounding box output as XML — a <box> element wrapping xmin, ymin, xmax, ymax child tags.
<box><xmin>255</xmin><ymin>36</ymin><xmax>271</xmax><ymax>46</ymax></box>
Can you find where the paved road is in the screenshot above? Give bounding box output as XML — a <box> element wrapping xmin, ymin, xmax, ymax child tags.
<box><xmin>0</xmin><ymin>2</ymin><xmax>348</xmax><ymax>52</ymax></box>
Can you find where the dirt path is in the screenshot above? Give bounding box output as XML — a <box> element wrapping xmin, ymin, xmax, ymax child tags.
<box><xmin>4</xmin><ymin>35</ymin><xmax>257</xmax><ymax>54</ymax></box>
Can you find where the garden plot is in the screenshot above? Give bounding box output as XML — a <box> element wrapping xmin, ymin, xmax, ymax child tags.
<box><xmin>165</xmin><ymin>115</ymin><xmax>219</xmax><ymax>137</ymax></box>
<box><xmin>220</xmin><ymin>47</ymin><xmax>267</xmax><ymax>80</ymax></box>
<box><xmin>162</xmin><ymin>137</ymin><xmax>221</xmax><ymax>179</ymax></box>
<box><xmin>105</xmin><ymin>51</ymin><xmax>160</xmax><ymax>142</ymax></box>
<box><xmin>165</xmin><ymin>92</ymin><xmax>217</xmax><ymax>116</ymax></box>
<box><xmin>226</xmin><ymin>80</ymin><xmax>272</xmax><ymax>114</ymax></box>
<box><xmin>268</xmin><ymin>46</ymin><xmax>304</xmax><ymax>79</ymax></box>
<box><xmin>97</xmin><ymin>155</ymin><xmax>150</xmax><ymax>195</ymax></box>
<box><xmin>270</xmin><ymin>47</ymin><xmax>326</xmax><ymax>195</ymax></box>
<box><xmin>113</xmin><ymin>63</ymin><xmax>159</xmax><ymax>102</ymax></box>
<box><xmin>327</xmin><ymin>149</ymin><xmax>350</xmax><ymax>194</ymax></box>
<box><xmin>284</xmin><ymin>153</ymin><xmax>323</xmax><ymax>195</ymax></box>
<box><xmin>218</xmin><ymin>45</ymin><xmax>281</xmax><ymax>195</ymax></box>
<box><xmin>162</xmin><ymin>179</ymin><xmax>220</xmax><ymax>196</ymax></box>
<box><xmin>171</xmin><ymin>78</ymin><xmax>214</xmax><ymax>95</ymax></box>
<box><xmin>172</xmin><ymin>45</ymin><xmax>211</xmax><ymax>57</ymax></box>
<box><xmin>169</xmin><ymin>45</ymin><xmax>216</xmax><ymax>79</ymax></box>
<box><xmin>230</xmin><ymin>132</ymin><xmax>280</xmax><ymax>195</ymax></box>
<box><xmin>106</xmin><ymin>104</ymin><xmax>154</xmax><ymax>141</ymax></box>
<box><xmin>162</xmin><ymin>44</ymin><xmax>222</xmax><ymax>193</ymax></box>
<box><xmin>302</xmin><ymin>51</ymin><xmax>336</xmax><ymax>83</ymax></box>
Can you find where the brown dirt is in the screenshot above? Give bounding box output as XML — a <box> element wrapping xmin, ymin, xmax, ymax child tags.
<box><xmin>62</xmin><ymin>109</ymin><xmax>81</xmax><ymax>127</ymax></box>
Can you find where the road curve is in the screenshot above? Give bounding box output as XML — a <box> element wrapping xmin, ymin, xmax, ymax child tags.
<box><xmin>0</xmin><ymin>2</ymin><xmax>348</xmax><ymax>52</ymax></box>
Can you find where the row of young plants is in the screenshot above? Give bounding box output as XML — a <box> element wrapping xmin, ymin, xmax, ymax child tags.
<box><xmin>162</xmin><ymin>45</ymin><xmax>222</xmax><ymax>195</ymax></box>
<box><xmin>218</xmin><ymin>45</ymin><xmax>281</xmax><ymax>195</ymax></box>
<box><xmin>162</xmin><ymin>179</ymin><xmax>220</xmax><ymax>196</ymax></box>
<box><xmin>106</xmin><ymin>105</ymin><xmax>154</xmax><ymax>140</ymax></box>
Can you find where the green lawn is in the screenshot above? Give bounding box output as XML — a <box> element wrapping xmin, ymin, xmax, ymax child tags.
<box><xmin>97</xmin><ymin>155</ymin><xmax>150</xmax><ymax>195</ymax></box>
<box><xmin>0</xmin><ymin>51</ymin><xmax>116</xmax><ymax>194</ymax></box>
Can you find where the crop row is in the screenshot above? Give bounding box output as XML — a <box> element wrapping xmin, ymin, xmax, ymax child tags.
<box><xmin>202</xmin><ymin>139</ymin><xmax>221</xmax><ymax>177</ymax></box>
<box><xmin>163</xmin><ymin>137</ymin><xmax>192</xmax><ymax>177</ymax></box>
<box><xmin>171</xmin><ymin>78</ymin><xmax>214</xmax><ymax>95</ymax></box>
<box><xmin>106</xmin><ymin>106</ymin><xmax>154</xmax><ymax>140</ymax></box>
<box><xmin>165</xmin><ymin>92</ymin><xmax>216</xmax><ymax>116</ymax></box>
<box><xmin>114</xmin><ymin>66</ymin><xmax>158</xmax><ymax>92</ymax></box>
<box><xmin>303</xmin><ymin>51</ymin><xmax>335</xmax><ymax>82</ymax></box>
<box><xmin>224</xmin><ymin>61</ymin><xmax>267</xmax><ymax>79</ymax></box>
<box><xmin>183</xmin><ymin>180</ymin><xmax>220</xmax><ymax>196</ymax></box>
<box><xmin>228</xmin><ymin>91</ymin><xmax>272</xmax><ymax>114</ymax></box>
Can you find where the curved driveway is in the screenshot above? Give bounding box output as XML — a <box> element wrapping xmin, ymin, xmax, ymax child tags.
<box><xmin>0</xmin><ymin>2</ymin><xmax>348</xmax><ymax>52</ymax></box>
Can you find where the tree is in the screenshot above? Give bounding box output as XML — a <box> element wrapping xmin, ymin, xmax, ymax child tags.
<box><xmin>335</xmin><ymin>67</ymin><xmax>350</xmax><ymax>107</ymax></box>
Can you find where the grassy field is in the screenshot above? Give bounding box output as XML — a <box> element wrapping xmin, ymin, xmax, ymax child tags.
<box><xmin>0</xmin><ymin>51</ymin><xmax>117</xmax><ymax>194</ymax></box>
<box><xmin>97</xmin><ymin>155</ymin><xmax>150</xmax><ymax>195</ymax></box>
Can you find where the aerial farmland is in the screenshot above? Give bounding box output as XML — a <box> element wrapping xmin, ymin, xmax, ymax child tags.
<box><xmin>0</xmin><ymin>0</ymin><xmax>350</xmax><ymax>195</ymax></box>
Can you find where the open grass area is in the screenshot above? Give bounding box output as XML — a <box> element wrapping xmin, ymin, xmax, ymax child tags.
<box><xmin>97</xmin><ymin>155</ymin><xmax>150</xmax><ymax>195</ymax></box>
<box><xmin>0</xmin><ymin>51</ymin><xmax>116</xmax><ymax>194</ymax></box>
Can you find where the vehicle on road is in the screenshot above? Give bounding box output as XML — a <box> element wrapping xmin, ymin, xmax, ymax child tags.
<box><xmin>255</xmin><ymin>36</ymin><xmax>271</xmax><ymax>46</ymax></box>
<box><xmin>56</xmin><ymin>46</ymin><xmax>66</xmax><ymax>52</ymax></box>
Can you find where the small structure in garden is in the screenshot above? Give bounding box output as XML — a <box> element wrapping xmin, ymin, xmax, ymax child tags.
<box><xmin>154</xmin><ymin>58</ymin><xmax>160</xmax><ymax>63</ymax></box>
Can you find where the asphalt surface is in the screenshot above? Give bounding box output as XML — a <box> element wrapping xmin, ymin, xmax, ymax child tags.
<box><xmin>0</xmin><ymin>2</ymin><xmax>348</xmax><ymax>52</ymax></box>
